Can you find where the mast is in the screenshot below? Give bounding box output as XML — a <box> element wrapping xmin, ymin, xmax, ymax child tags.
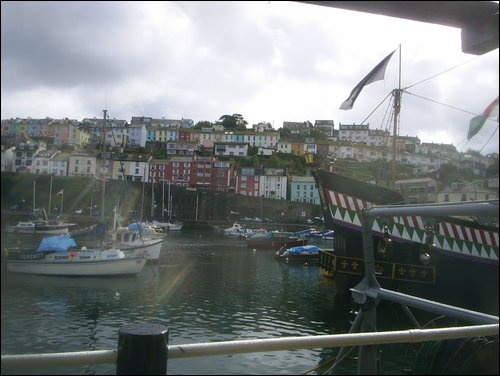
<box><xmin>48</xmin><ymin>175</ymin><xmax>53</xmax><ymax>215</ymax></box>
<box><xmin>391</xmin><ymin>45</ymin><xmax>402</xmax><ymax>190</ymax></box>
<box><xmin>151</xmin><ymin>175</ymin><xmax>155</xmax><ymax>219</ymax></box>
<box><xmin>168</xmin><ymin>180</ymin><xmax>171</xmax><ymax>222</ymax></box>
<box><xmin>32</xmin><ymin>180</ymin><xmax>36</xmax><ymax>216</ymax></box>
<box><xmin>101</xmin><ymin>109</ymin><xmax>107</xmax><ymax>222</ymax></box>
<box><xmin>162</xmin><ymin>179</ymin><xmax>165</xmax><ymax>222</ymax></box>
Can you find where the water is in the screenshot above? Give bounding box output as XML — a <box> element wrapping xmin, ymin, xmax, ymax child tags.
<box><xmin>2</xmin><ymin>231</ymin><xmax>415</xmax><ymax>375</ymax></box>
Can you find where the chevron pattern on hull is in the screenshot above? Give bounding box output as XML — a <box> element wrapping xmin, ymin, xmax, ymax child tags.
<box><xmin>326</xmin><ymin>190</ymin><xmax>499</xmax><ymax>263</ymax></box>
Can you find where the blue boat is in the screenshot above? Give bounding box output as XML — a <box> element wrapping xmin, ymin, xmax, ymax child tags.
<box><xmin>274</xmin><ymin>244</ymin><xmax>321</xmax><ymax>262</ymax></box>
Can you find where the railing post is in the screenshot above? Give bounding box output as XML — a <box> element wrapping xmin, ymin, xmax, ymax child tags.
<box><xmin>116</xmin><ymin>323</ymin><xmax>169</xmax><ymax>375</ymax></box>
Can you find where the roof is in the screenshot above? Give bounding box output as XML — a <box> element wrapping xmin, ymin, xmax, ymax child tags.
<box><xmin>298</xmin><ymin>1</ymin><xmax>498</xmax><ymax>55</ymax></box>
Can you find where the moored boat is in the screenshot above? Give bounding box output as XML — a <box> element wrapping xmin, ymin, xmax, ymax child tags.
<box><xmin>275</xmin><ymin>244</ymin><xmax>322</xmax><ymax>263</ymax></box>
<box><xmin>8</xmin><ymin>219</ymin><xmax>76</xmax><ymax>235</ymax></box>
<box><xmin>107</xmin><ymin>210</ymin><xmax>164</xmax><ymax>261</ymax></box>
<box><xmin>5</xmin><ymin>234</ymin><xmax>147</xmax><ymax>277</ymax></box>
<box><xmin>308</xmin><ymin>43</ymin><xmax>499</xmax><ymax>317</ymax></box>
<box><xmin>246</xmin><ymin>231</ymin><xmax>308</xmax><ymax>250</ymax></box>
<box><xmin>108</xmin><ymin>226</ymin><xmax>163</xmax><ymax>261</ymax></box>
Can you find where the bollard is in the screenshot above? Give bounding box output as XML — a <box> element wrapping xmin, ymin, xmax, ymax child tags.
<box><xmin>116</xmin><ymin>323</ymin><xmax>169</xmax><ymax>375</ymax></box>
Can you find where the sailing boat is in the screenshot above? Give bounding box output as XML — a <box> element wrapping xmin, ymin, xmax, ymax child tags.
<box><xmin>311</xmin><ymin>47</ymin><xmax>499</xmax><ymax>316</ymax></box>
<box><xmin>163</xmin><ymin>180</ymin><xmax>183</xmax><ymax>231</ymax></box>
<box><xmin>8</xmin><ymin>181</ymin><xmax>77</xmax><ymax>235</ymax></box>
<box><xmin>150</xmin><ymin>180</ymin><xmax>183</xmax><ymax>232</ymax></box>
<box><xmin>5</xmin><ymin>234</ymin><xmax>147</xmax><ymax>277</ymax></box>
<box><xmin>101</xmin><ymin>111</ymin><xmax>164</xmax><ymax>261</ymax></box>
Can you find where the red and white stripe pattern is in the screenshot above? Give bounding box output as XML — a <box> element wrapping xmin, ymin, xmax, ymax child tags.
<box><xmin>439</xmin><ymin>222</ymin><xmax>499</xmax><ymax>247</ymax></box>
<box><xmin>393</xmin><ymin>215</ymin><xmax>424</xmax><ymax>230</ymax></box>
<box><xmin>326</xmin><ymin>189</ymin><xmax>498</xmax><ymax>247</ymax></box>
<box><xmin>327</xmin><ymin>190</ymin><xmax>372</xmax><ymax>212</ymax></box>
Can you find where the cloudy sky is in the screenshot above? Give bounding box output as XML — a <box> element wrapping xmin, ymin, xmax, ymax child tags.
<box><xmin>2</xmin><ymin>1</ymin><xmax>499</xmax><ymax>154</ymax></box>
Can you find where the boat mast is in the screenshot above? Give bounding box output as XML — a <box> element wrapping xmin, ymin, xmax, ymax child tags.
<box><xmin>168</xmin><ymin>180</ymin><xmax>172</xmax><ymax>222</ymax></box>
<box><xmin>391</xmin><ymin>45</ymin><xmax>402</xmax><ymax>190</ymax></box>
<box><xmin>48</xmin><ymin>175</ymin><xmax>53</xmax><ymax>215</ymax></box>
<box><xmin>101</xmin><ymin>109</ymin><xmax>107</xmax><ymax>222</ymax></box>
<box><xmin>33</xmin><ymin>180</ymin><xmax>36</xmax><ymax>216</ymax></box>
<box><xmin>151</xmin><ymin>174</ymin><xmax>155</xmax><ymax>220</ymax></box>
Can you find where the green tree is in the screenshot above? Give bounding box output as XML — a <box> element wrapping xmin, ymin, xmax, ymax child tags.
<box><xmin>218</xmin><ymin>114</ymin><xmax>248</xmax><ymax>131</ymax></box>
<box><xmin>247</xmin><ymin>145</ymin><xmax>259</xmax><ymax>156</ymax></box>
<box><xmin>485</xmin><ymin>154</ymin><xmax>499</xmax><ymax>177</ymax></box>
<box><xmin>436</xmin><ymin>163</ymin><xmax>463</xmax><ymax>184</ymax></box>
<box><xmin>194</xmin><ymin>120</ymin><xmax>213</xmax><ymax>129</ymax></box>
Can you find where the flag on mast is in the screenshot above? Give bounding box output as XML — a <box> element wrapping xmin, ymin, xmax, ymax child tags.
<box><xmin>57</xmin><ymin>189</ymin><xmax>64</xmax><ymax>195</ymax></box>
<box><xmin>467</xmin><ymin>96</ymin><xmax>499</xmax><ymax>140</ymax></box>
<box><xmin>340</xmin><ymin>50</ymin><xmax>396</xmax><ymax>110</ymax></box>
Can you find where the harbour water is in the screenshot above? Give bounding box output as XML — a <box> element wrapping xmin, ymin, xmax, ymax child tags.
<box><xmin>1</xmin><ymin>231</ymin><xmax>428</xmax><ymax>375</ymax></box>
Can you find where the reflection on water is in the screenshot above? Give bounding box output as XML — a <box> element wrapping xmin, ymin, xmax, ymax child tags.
<box><xmin>1</xmin><ymin>231</ymin><xmax>406</xmax><ymax>375</ymax></box>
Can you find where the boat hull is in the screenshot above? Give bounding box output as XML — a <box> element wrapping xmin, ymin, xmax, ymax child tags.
<box><xmin>314</xmin><ymin>169</ymin><xmax>499</xmax><ymax>316</ymax></box>
<box><xmin>275</xmin><ymin>245</ymin><xmax>320</xmax><ymax>263</ymax></box>
<box><xmin>119</xmin><ymin>238</ymin><xmax>163</xmax><ymax>261</ymax></box>
<box><xmin>7</xmin><ymin>221</ymin><xmax>74</xmax><ymax>235</ymax></box>
<box><xmin>6</xmin><ymin>249</ymin><xmax>147</xmax><ymax>277</ymax></box>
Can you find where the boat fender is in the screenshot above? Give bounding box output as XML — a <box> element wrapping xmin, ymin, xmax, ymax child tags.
<box><xmin>70</xmin><ymin>252</ymin><xmax>76</xmax><ymax>258</ymax></box>
<box><xmin>2</xmin><ymin>248</ymin><xmax>8</xmax><ymax>258</ymax></box>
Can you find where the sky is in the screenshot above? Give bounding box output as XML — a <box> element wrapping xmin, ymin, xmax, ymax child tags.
<box><xmin>1</xmin><ymin>1</ymin><xmax>499</xmax><ymax>155</ymax></box>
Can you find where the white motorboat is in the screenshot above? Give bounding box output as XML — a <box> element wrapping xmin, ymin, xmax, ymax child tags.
<box><xmin>108</xmin><ymin>226</ymin><xmax>163</xmax><ymax>261</ymax></box>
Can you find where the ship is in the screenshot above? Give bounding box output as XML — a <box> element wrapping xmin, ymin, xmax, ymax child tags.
<box><xmin>310</xmin><ymin>45</ymin><xmax>498</xmax><ymax>317</ymax></box>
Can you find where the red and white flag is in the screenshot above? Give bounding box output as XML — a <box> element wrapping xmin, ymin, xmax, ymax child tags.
<box><xmin>467</xmin><ymin>96</ymin><xmax>499</xmax><ymax>140</ymax></box>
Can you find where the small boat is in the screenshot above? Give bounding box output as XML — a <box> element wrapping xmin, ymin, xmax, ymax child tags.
<box><xmin>108</xmin><ymin>226</ymin><xmax>163</xmax><ymax>262</ymax></box>
<box><xmin>294</xmin><ymin>228</ymin><xmax>324</xmax><ymax>239</ymax></box>
<box><xmin>223</xmin><ymin>222</ymin><xmax>246</xmax><ymax>235</ymax></box>
<box><xmin>164</xmin><ymin>221</ymin><xmax>183</xmax><ymax>231</ymax></box>
<box><xmin>107</xmin><ymin>211</ymin><xmax>164</xmax><ymax>261</ymax></box>
<box><xmin>246</xmin><ymin>231</ymin><xmax>308</xmax><ymax>250</ymax></box>
<box><xmin>321</xmin><ymin>230</ymin><xmax>334</xmax><ymax>241</ymax></box>
<box><xmin>8</xmin><ymin>219</ymin><xmax>76</xmax><ymax>235</ymax></box>
<box><xmin>126</xmin><ymin>222</ymin><xmax>163</xmax><ymax>238</ymax></box>
<box><xmin>5</xmin><ymin>234</ymin><xmax>147</xmax><ymax>277</ymax></box>
<box><xmin>149</xmin><ymin>220</ymin><xmax>183</xmax><ymax>232</ymax></box>
<box><xmin>275</xmin><ymin>245</ymin><xmax>321</xmax><ymax>263</ymax></box>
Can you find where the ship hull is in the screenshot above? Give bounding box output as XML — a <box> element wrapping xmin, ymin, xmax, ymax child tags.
<box><xmin>314</xmin><ymin>169</ymin><xmax>499</xmax><ymax>316</ymax></box>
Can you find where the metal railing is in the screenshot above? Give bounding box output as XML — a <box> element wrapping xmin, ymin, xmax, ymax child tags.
<box><xmin>1</xmin><ymin>323</ymin><xmax>498</xmax><ymax>372</ymax></box>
